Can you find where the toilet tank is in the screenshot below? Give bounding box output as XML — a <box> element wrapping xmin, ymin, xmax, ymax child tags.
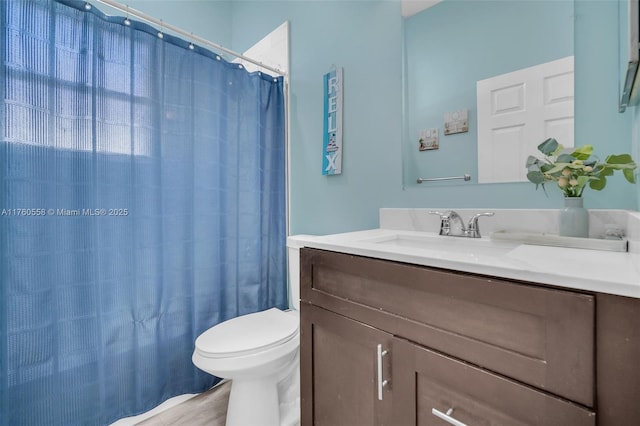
<box><xmin>286</xmin><ymin>235</ymin><xmax>315</xmax><ymax>311</ymax></box>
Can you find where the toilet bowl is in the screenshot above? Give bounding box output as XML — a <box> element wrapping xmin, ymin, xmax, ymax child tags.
<box><xmin>192</xmin><ymin>235</ymin><xmax>311</xmax><ymax>426</ymax></box>
<box><xmin>192</xmin><ymin>308</ymin><xmax>299</xmax><ymax>426</ymax></box>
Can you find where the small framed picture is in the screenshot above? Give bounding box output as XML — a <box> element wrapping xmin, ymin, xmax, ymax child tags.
<box><xmin>444</xmin><ymin>109</ymin><xmax>469</xmax><ymax>135</ymax></box>
<box><xmin>419</xmin><ymin>128</ymin><xmax>439</xmax><ymax>151</ymax></box>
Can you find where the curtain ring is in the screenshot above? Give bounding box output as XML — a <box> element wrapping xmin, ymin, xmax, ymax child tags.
<box><xmin>123</xmin><ymin>5</ymin><xmax>131</xmax><ymax>26</ymax></box>
<box><xmin>157</xmin><ymin>19</ymin><xmax>164</xmax><ymax>39</ymax></box>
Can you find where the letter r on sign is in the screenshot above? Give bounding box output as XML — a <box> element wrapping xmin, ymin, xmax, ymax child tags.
<box><xmin>328</xmin><ymin>76</ymin><xmax>339</xmax><ymax>96</ymax></box>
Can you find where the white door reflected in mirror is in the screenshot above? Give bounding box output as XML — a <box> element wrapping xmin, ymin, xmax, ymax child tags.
<box><xmin>476</xmin><ymin>56</ymin><xmax>574</xmax><ymax>184</ymax></box>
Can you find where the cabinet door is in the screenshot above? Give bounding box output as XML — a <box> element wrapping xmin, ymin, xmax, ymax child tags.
<box><xmin>392</xmin><ymin>337</ymin><xmax>595</xmax><ymax>426</ymax></box>
<box><xmin>300</xmin><ymin>304</ymin><xmax>393</xmax><ymax>426</ymax></box>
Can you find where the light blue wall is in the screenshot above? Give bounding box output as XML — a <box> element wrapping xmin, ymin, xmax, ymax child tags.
<box><xmin>624</xmin><ymin>0</ymin><xmax>640</xmax><ymax>211</ymax></box>
<box><xmin>572</xmin><ymin>0</ymin><xmax>634</xmax><ymax>209</ymax></box>
<box><xmin>230</xmin><ymin>1</ymin><xmax>404</xmax><ymax>235</ymax></box>
<box><xmin>404</xmin><ymin>0</ymin><xmax>573</xmax><ymax>188</ymax></box>
<box><xmin>633</xmin><ymin>106</ymin><xmax>640</xmax><ymax>210</ymax></box>
<box><xmin>231</xmin><ymin>0</ymin><xmax>636</xmax><ymax>235</ymax></box>
<box><xmin>119</xmin><ymin>0</ymin><xmax>232</xmax><ymax>48</ymax></box>
<box><xmin>94</xmin><ymin>0</ymin><xmax>638</xmax><ymax>235</ymax></box>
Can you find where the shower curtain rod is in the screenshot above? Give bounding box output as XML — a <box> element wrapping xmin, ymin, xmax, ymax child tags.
<box><xmin>90</xmin><ymin>0</ymin><xmax>287</xmax><ymax>77</ymax></box>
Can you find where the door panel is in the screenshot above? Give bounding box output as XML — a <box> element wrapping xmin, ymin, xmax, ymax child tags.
<box><xmin>477</xmin><ymin>56</ymin><xmax>574</xmax><ymax>183</ymax></box>
<box><xmin>300</xmin><ymin>304</ymin><xmax>393</xmax><ymax>426</ymax></box>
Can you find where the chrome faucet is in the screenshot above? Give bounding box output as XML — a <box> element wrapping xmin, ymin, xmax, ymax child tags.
<box><xmin>429</xmin><ymin>211</ymin><xmax>495</xmax><ymax>238</ymax></box>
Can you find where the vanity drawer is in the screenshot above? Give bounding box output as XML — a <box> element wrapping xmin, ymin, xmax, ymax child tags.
<box><xmin>392</xmin><ymin>337</ymin><xmax>596</xmax><ymax>426</ymax></box>
<box><xmin>300</xmin><ymin>248</ymin><xmax>595</xmax><ymax>406</ymax></box>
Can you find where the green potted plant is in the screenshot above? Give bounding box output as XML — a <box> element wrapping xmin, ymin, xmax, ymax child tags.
<box><xmin>525</xmin><ymin>138</ymin><xmax>637</xmax><ymax>237</ymax></box>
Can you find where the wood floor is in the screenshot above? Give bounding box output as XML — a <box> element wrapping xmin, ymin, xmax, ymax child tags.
<box><xmin>136</xmin><ymin>381</ymin><xmax>230</xmax><ymax>426</ymax></box>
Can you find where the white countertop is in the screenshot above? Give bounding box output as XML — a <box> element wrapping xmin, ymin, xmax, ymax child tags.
<box><xmin>292</xmin><ymin>228</ymin><xmax>640</xmax><ymax>299</ymax></box>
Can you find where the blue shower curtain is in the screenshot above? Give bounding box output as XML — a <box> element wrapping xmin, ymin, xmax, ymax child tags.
<box><xmin>0</xmin><ymin>1</ymin><xmax>287</xmax><ymax>424</ymax></box>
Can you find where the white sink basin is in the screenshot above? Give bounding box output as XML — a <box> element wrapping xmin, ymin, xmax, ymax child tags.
<box><xmin>356</xmin><ymin>231</ymin><xmax>518</xmax><ymax>258</ymax></box>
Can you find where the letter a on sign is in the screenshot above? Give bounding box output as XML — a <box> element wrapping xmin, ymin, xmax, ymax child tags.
<box><xmin>322</xmin><ymin>67</ymin><xmax>343</xmax><ymax>175</ymax></box>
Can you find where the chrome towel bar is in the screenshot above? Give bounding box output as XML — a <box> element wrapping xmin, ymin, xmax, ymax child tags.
<box><xmin>417</xmin><ymin>174</ymin><xmax>471</xmax><ymax>183</ymax></box>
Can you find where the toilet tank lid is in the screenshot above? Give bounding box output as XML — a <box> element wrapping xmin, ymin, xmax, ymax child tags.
<box><xmin>195</xmin><ymin>308</ymin><xmax>298</xmax><ymax>356</ymax></box>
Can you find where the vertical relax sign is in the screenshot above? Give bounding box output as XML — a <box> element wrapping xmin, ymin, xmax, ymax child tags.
<box><xmin>322</xmin><ymin>68</ymin><xmax>343</xmax><ymax>175</ymax></box>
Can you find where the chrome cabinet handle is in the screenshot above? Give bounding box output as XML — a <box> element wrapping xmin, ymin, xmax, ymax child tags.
<box><xmin>376</xmin><ymin>344</ymin><xmax>389</xmax><ymax>401</ymax></box>
<box><xmin>432</xmin><ymin>408</ymin><xmax>468</xmax><ymax>426</ymax></box>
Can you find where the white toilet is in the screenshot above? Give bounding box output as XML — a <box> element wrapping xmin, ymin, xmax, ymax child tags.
<box><xmin>192</xmin><ymin>236</ymin><xmax>308</xmax><ymax>426</ymax></box>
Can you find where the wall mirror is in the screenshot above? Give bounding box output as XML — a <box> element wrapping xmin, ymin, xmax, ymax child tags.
<box><xmin>402</xmin><ymin>0</ymin><xmax>574</xmax><ymax>188</ymax></box>
<box><xmin>620</xmin><ymin>0</ymin><xmax>639</xmax><ymax>112</ymax></box>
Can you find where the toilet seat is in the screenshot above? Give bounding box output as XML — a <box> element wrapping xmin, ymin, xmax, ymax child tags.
<box><xmin>195</xmin><ymin>308</ymin><xmax>299</xmax><ymax>359</ymax></box>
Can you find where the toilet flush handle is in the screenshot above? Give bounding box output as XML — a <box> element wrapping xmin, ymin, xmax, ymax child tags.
<box><xmin>377</xmin><ymin>344</ymin><xmax>389</xmax><ymax>401</ymax></box>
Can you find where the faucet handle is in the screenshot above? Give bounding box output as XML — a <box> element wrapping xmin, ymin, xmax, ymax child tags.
<box><xmin>467</xmin><ymin>212</ymin><xmax>495</xmax><ymax>238</ymax></box>
<box><xmin>428</xmin><ymin>211</ymin><xmax>453</xmax><ymax>235</ymax></box>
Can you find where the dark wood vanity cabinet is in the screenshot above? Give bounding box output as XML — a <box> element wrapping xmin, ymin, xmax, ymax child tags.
<box><xmin>300</xmin><ymin>248</ymin><xmax>640</xmax><ymax>426</ymax></box>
